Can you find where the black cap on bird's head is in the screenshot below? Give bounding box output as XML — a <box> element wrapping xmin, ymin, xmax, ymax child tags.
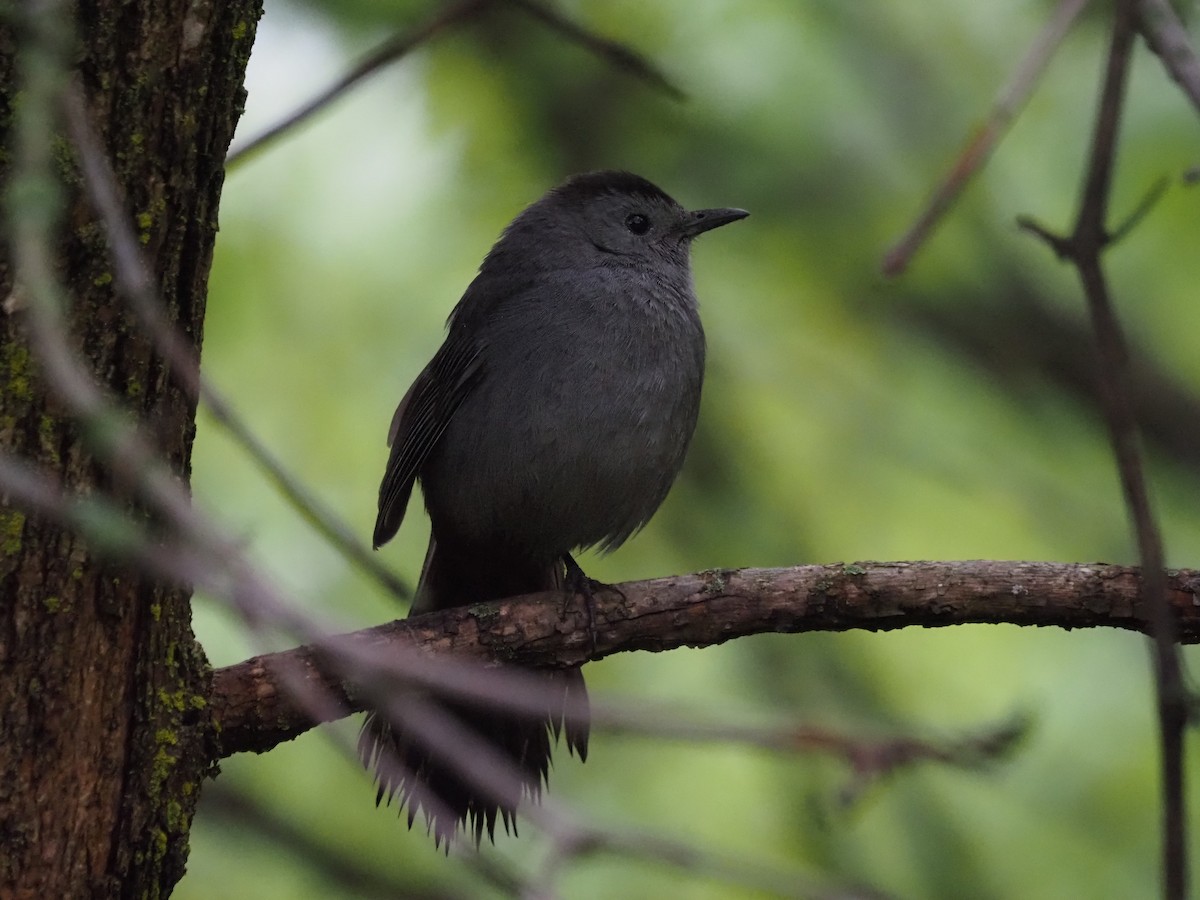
<box><xmin>551</xmin><ymin>170</ymin><xmax>679</xmax><ymax>207</ymax></box>
<box><xmin>488</xmin><ymin>170</ymin><xmax>748</xmax><ymax>272</ymax></box>
<box><xmin>553</xmin><ymin>170</ymin><xmax>748</xmax><ymax>238</ymax></box>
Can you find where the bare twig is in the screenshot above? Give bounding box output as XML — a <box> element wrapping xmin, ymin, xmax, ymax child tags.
<box><xmin>227</xmin><ymin>0</ymin><xmax>685</xmax><ymax>168</ymax></box>
<box><xmin>60</xmin><ymin>79</ymin><xmax>410</xmax><ymax>600</ymax></box>
<box><xmin>508</xmin><ymin>0</ymin><xmax>685</xmax><ymax>100</ymax></box>
<box><xmin>1138</xmin><ymin>0</ymin><xmax>1200</xmax><ymax>114</ymax></box>
<box><xmin>791</xmin><ymin>715</ymin><xmax>1028</xmax><ymax>807</ymax></box>
<box><xmin>227</xmin><ymin>0</ymin><xmax>493</xmax><ymax>167</ymax></box>
<box><xmin>1108</xmin><ymin>174</ymin><xmax>1170</xmax><ymax>244</ymax></box>
<box><xmin>1019</xmin><ymin>1</ymin><xmax>1189</xmax><ymax>894</ymax></box>
<box><xmin>882</xmin><ymin>0</ymin><xmax>1092</xmax><ymax>276</ymax></box>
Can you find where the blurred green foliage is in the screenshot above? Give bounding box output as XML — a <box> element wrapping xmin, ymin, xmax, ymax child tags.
<box><xmin>180</xmin><ymin>1</ymin><xmax>1200</xmax><ymax>897</ymax></box>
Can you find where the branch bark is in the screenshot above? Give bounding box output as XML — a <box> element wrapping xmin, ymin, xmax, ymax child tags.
<box><xmin>211</xmin><ymin>559</ymin><xmax>1200</xmax><ymax>758</ymax></box>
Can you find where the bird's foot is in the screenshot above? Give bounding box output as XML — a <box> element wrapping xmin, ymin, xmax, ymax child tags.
<box><xmin>560</xmin><ymin>553</ymin><xmax>624</xmax><ymax>654</ymax></box>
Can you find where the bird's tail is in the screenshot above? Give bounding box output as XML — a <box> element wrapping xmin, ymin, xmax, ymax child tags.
<box><xmin>358</xmin><ymin>538</ymin><xmax>589</xmax><ymax>847</ymax></box>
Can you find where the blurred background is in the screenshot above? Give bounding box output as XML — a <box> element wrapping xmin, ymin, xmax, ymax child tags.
<box><xmin>180</xmin><ymin>1</ymin><xmax>1200</xmax><ymax>897</ymax></box>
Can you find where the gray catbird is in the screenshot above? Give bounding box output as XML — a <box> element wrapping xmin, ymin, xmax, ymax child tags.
<box><xmin>361</xmin><ymin>170</ymin><xmax>747</xmax><ymax>846</ymax></box>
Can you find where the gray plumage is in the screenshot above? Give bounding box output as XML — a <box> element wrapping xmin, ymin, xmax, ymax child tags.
<box><xmin>361</xmin><ymin>171</ymin><xmax>747</xmax><ymax>846</ymax></box>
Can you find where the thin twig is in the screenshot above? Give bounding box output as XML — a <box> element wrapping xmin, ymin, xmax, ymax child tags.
<box><xmin>882</xmin><ymin>0</ymin><xmax>1092</xmax><ymax>276</ymax></box>
<box><xmin>1081</xmin><ymin>10</ymin><xmax>1188</xmax><ymax>895</ymax></box>
<box><xmin>1138</xmin><ymin>0</ymin><xmax>1200</xmax><ymax>115</ymax></box>
<box><xmin>1108</xmin><ymin>174</ymin><xmax>1171</xmax><ymax>244</ymax></box>
<box><xmin>226</xmin><ymin>0</ymin><xmax>494</xmax><ymax>167</ymax></box>
<box><xmin>61</xmin><ymin>79</ymin><xmax>410</xmax><ymax>600</ymax></box>
<box><xmin>1019</xmin><ymin>1</ymin><xmax>1189</xmax><ymax>894</ymax></box>
<box><xmin>508</xmin><ymin>0</ymin><xmax>685</xmax><ymax>100</ymax></box>
<box><xmin>227</xmin><ymin>0</ymin><xmax>686</xmax><ymax>168</ymax></box>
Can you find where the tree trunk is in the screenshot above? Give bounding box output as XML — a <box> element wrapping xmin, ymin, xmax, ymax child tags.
<box><xmin>0</xmin><ymin>0</ymin><xmax>259</xmax><ymax>895</ymax></box>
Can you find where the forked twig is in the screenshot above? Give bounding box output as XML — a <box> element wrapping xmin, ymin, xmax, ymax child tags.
<box><xmin>1018</xmin><ymin>1</ymin><xmax>1189</xmax><ymax>894</ymax></box>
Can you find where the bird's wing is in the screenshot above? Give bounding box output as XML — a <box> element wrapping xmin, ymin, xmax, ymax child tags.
<box><xmin>373</xmin><ymin>325</ymin><xmax>482</xmax><ymax>549</ymax></box>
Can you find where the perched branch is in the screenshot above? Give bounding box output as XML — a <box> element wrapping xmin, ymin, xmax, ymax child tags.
<box><xmin>210</xmin><ymin>559</ymin><xmax>1200</xmax><ymax>757</ymax></box>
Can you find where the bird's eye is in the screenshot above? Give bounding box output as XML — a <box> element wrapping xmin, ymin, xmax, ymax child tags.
<box><xmin>625</xmin><ymin>213</ymin><xmax>651</xmax><ymax>235</ymax></box>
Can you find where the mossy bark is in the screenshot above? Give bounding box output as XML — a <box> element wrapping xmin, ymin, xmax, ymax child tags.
<box><xmin>0</xmin><ymin>0</ymin><xmax>260</xmax><ymax>895</ymax></box>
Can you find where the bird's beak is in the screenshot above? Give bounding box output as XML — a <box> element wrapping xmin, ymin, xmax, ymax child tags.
<box><xmin>678</xmin><ymin>207</ymin><xmax>749</xmax><ymax>239</ymax></box>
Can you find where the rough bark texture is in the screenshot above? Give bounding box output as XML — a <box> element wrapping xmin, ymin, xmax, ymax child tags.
<box><xmin>0</xmin><ymin>0</ymin><xmax>259</xmax><ymax>895</ymax></box>
<box><xmin>211</xmin><ymin>560</ymin><xmax>1200</xmax><ymax>757</ymax></box>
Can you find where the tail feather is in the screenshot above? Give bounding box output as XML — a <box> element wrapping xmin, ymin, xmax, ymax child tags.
<box><xmin>360</xmin><ymin>539</ymin><xmax>590</xmax><ymax>846</ymax></box>
<box><xmin>358</xmin><ymin>668</ymin><xmax>589</xmax><ymax>846</ymax></box>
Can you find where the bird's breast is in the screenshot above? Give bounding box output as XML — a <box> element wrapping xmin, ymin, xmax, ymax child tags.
<box><xmin>422</xmin><ymin>279</ymin><xmax>705</xmax><ymax>559</ymax></box>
